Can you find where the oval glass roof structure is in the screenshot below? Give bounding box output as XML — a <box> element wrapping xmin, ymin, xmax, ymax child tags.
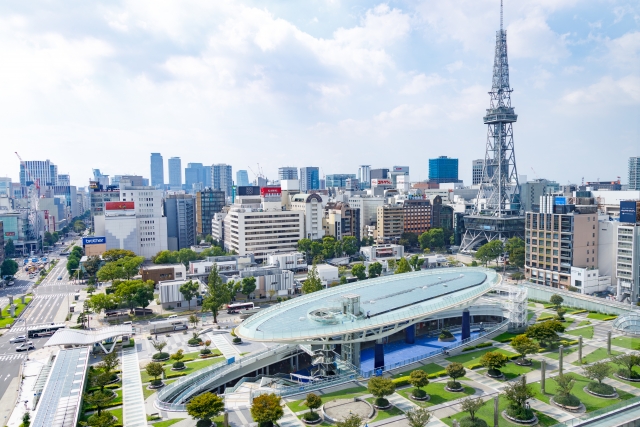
<box><xmin>613</xmin><ymin>313</ymin><xmax>640</xmax><ymax>335</ymax></box>
<box><xmin>236</xmin><ymin>267</ymin><xmax>500</xmax><ymax>343</ymax></box>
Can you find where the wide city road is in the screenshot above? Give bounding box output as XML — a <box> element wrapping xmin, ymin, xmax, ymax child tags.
<box><xmin>0</xmin><ymin>236</ymin><xmax>85</xmax><ymax>405</ymax></box>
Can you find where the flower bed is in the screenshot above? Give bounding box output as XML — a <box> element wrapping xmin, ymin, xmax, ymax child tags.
<box><xmin>550</xmin><ymin>396</ymin><xmax>584</xmax><ymax>413</ymax></box>
<box><xmin>445</xmin><ymin>381</ymin><xmax>465</xmax><ymax>392</ymax></box>
<box><xmin>583</xmin><ymin>385</ymin><xmax>617</xmax><ymax>399</ymax></box>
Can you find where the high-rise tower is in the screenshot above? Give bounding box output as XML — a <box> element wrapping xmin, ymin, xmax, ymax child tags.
<box><xmin>461</xmin><ymin>1</ymin><xmax>524</xmax><ymax>251</ymax></box>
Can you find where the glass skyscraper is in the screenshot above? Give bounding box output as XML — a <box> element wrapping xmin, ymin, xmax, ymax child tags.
<box><xmin>236</xmin><ymin>170</ymin><xmax>250</xmax><ymax>187</ymax></box>
<box><xmin>168</xmin><ymin>157</ymin><xmax>182</xmax><ymax>189</ymax></box>
<box><xmin>150</xmin><ymin>153</ymin><xmax>164</xmax><ymax>187</ymax></box>
<box><xmin>428</xmin><ymin>156</ymin><xmax>459</xmax><ymax>184</ymax></box>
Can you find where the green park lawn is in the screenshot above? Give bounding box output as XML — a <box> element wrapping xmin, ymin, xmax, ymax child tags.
<box><xmin>365</xmin><ymin>397</ymin><xmax>405</xmax><ymax>421</ymax></box>
<box><xmin>587</xmin><ymin>312</ymin><xmax>617</xmax><ymax>321</ymax></box>
<box><xmin>528</xmin><ymin>302</ymin><xmax>536</xmax><ymax>307</ymax></box>
<box><xmin>140</xmin><ymin>356</ymin><xmax>225</xmax><ymax>383</ymax></box>
<box><xmin>561</xmin><ymin>318</ymin><xmax>574</xmax><ymax>328</ymax></box>
<box><xmin>543</xmin><ymin>346</ymin><xmax>577</xmax><ymax>360</ymax></box>
<box><xmin>0</xmin><ymin>297</ymin><xmax>33</xmax><ymax>327</ymax></box>
<box><xmin>440</xmin><ymin>395</ymin><xmax>558</xmax><ymax>427</ymax></box>
<box><xmin>577</xmin><ymin>320</ymin><xmax>591</xmax><ymax>327</ymax></box>
<box><xmin>394</xmin><ymin>363</ymin><xmax>444</xmax><ymax>378</ymax></box>
<box><xmin>446</xmin><ymin>348</ymin><xmax>516</xmax><ymax>368</ymax></box>
<box><xmin>530</xmin><ymin>373</ymin><xmax>634</xmax><ymax>412</ymax></box>
<box><xmin>151</xmin><ymin>419</ymin><xmax>184</xmax><ymax>427</ymax></box>
<box><xmin>608</xmin><ymin>365</ymin><xmax>640</xmax><ymax>388</ymax></box>
<box><xmin>395</xmin><ymin>382</ymin><xmax>474</xmax><ymax>407</ymax></box>
<box><xmin>493</xmin><ymin>332</ymin><xmax>519</xmax><ymax>343</ymax></box>
<box><xmin>286</xmin><ymin>386</ymin><xmax>367</xmax><ymax>413</ymax></box>
<box><xmin>612</xmin><ymin>336</ymin><xmax>640</xmax><ymax>351</ymax></box>
<box><xmin>477</xmin><ymin>361</ymin><xmax>541</xmax><ymax>381</ymax></box>
<box><xmin>565</xmin><ymin>326</ymin><xmax>594</xmax><ymax>339</ymax></box>
<box><xmin>572</xmin><ymin>348</ymin><xmax>621</xmax><ymax>366</ymax></box>
<box><xmin>537</xmin><ymin>313</ymin><xmax>555</xmax><ymax>321</ymax></box>
<box><xmin>528</xmin><ymin>310</ymin><xmax>535</xmax><ymax>321</ymax></box>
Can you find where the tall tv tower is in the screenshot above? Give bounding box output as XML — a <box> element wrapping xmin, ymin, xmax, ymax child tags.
<box><xmin>461</xmin><ymin>0</ymin><xmax>524</xmax><ymax>252</ymax></box>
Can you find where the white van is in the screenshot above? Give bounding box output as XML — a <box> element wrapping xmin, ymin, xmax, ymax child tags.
<box><xmin>168</xmin><ymin>314</ymin><xmax>178</xmax><ymax>319</ymax></box>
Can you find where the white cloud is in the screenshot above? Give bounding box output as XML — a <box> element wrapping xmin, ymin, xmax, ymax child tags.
<box><xmin>399</xmin><ymin>73</ymin><xmax>446</xmax><ymax>95</ymax></box>
<box><xmin>606</xmin><ymin>31</ymin><xmax>640</xmax><ymax>71</ymax></box>
<box><xmin>561</xmin><ymin>75</ymin><xmax>640</xmax><ymax>106</ymax></box>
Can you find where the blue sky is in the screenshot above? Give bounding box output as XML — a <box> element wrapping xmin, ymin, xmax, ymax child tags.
<box><xmin>0</xmin><ymin>0</ymin><xmax>638</xmax><ymax>187</ymax></box>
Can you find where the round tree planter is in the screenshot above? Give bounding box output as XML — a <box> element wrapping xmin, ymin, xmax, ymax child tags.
<box><xmin>147</xmin><ymin>382</ymin><xmax>165</xmax><ymax>390</ymax></box>
<box><xmin>106</xmin><ymin>375</ymin><xmax>120</xmax><ymax>384</ymax></box>
<box><xmin>515</xmin><ymin>359</ymin><xmax>533</xmax><ymax>367</ymax></box>
<box><xmin>550</xmin><ymin>397</ymin><xmax>585</xmax><ymax>413</ymax></box>
<box><xmin>187</xmin><ymin>343</ymin><xmax>202</xmax><ymax>348</ymax></box>
<box><xmin>151</xmin><ymin>356</ymin><xmax>170</xmax><ymax>362</ymax></box>
<box><xmin>232</xmin><ymin>341</ymin><xmax>243</xmax><ymax>345</ymax></box>
<box><xmin>445</xmin><ymin>385</ymin><xmax>465</xmax><ymax>392</ymax></box>
<box><xmin>583</xmin><ymin>386</ymin><xmax>618</xmax><ymax>399</ymax></box>
<box><xmin>372</xmin><ymin>402</ymin><xmax>392</xmax><ymax>410</ymax></box>
<box><xmin>411</xmin><ymin>394</ymin><xmax>430</xmax><ymax>402</ymax></box>
<box><xmin>502</xmin><ymin>410</ymin><xmax>538</xmax><ymax>425</ymax></box>
<box><xmin>487</xmin><ymin>371</ymin><xmax>505</xmax><ymax>380</ymax></box>
<box><xmin>301</xmin><ymin>415</ymin><xmax>323</xmax><ymax>425</ymax></box>
<box><xmin>615</xmin><ymin>373</ymin><xmax>640</xmax><ymax>382</ymax></box>
<box><xmin>171</xmin><ymin>366</ymin><xmax>186</xmax><ymax>371</ymax></box>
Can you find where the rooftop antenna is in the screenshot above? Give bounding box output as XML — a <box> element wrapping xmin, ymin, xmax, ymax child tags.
<box><xmin>500</xmin><ymin>0</ymin><xmax>504</xmax><ymax>31</ymax></box>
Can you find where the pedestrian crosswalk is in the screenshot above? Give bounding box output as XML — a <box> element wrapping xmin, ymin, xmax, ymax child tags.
<box><xmin>0</xmin><ymin>354</ymin><xmax>26</xmax><ymax>362</ymax></box>
<box><xmin>33</xmin><ymin>293</ymin><xmax>75</xmax><ymax>299</ymax></box>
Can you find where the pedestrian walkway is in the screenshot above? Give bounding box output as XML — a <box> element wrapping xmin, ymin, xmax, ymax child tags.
<box><xmin>388</xmin><ymin>391</ymin><xmax>418</xmax><ymax>412</ymax></box>
<box><xmin>211</xmin><ymin>334</ymin><xmax>240</xmax><ymax>359</ymax></box>
<box><xmin>564</xmin><ymin>345</ymin><xmax>597</xmax><ymax>364</ymax></box>
<box><xmin>0</xmin><ymin>354</ymin><xmax>26</xmax><ymax>362</ymax></box>
<box><xmin>464</xmin><ymin>370</ymin><xmax>505</xmax><ymax>391</ymax></box>
<box><xmin>121</xmin><ymin>347</ymin><xmax>147</xmax><ymax>427</ymax></box>
<box><xmin>528</xmin><ymin>398</ymin><xmax>574</xmax><ymax>423</ymax></box>
<box><xmin>278</xmin><ymin>404</ymin><xmax>304</xmax><ymax>427</ymax></box>
<box><xmin>604</xmin><ymin>377</ymin><xmax>640</xmax><ymax>396</ymax></box>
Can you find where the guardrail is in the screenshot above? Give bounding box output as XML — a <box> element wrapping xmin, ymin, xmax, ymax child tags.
<box><xmin>360</xmin><ymin>319</ymin><xmax>509</xmax><ymax>378</ymax></box>
<box><xmin>156</xmin><ymin>344</ymin><xmax>299</xmax><ymax>411</ymax></box>
<box><xmin>550</xmin><ymin>394</ymin><xmax>640</xmax><ymax>426</ymax></box>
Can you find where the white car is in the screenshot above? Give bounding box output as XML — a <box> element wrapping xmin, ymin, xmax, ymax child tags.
<box><xmin>10</xmin><ymin>335</ymin><xmax>27</xmax><ymax>344</ymax></box>
<box><xmin>16</xmin><ymin>342</ymin><xmax>35</xmax><ymax>352</ymax></box>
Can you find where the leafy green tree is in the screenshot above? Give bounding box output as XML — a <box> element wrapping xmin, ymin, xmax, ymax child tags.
<box><xmin>302</xmin><ymin>263</ymin><xmax>323</xmax><ymax>294</ymax></box>
<box><xmin>152</xmin><ymin>250</ymin><xmax>179</xmax><ymax>264</ymax></box>
<box><xmin>611</xmin><ymin>353</ymin><xmax>640</xmax><ymax>379</ymax></box>
<box><xmin>177</xmin><ymin>248</ymin><xmax>201</xmax><ymax>267</ymax></box>
<box><xmin>340</xmin><ymin>275</ymin><xmax>348</xmax><ymax>285</ymax></box>
<box><xmin>67</xmin><ymin>257</ymin><xmax>80</xmax><ymax>277</ymax></box>
<box><xmin>199</xmin><ymin>246</ymin><xmax>227</xmax><ymax>257</ymax></box>
<box><xmin>427</xmin><ymin>228</ymin><xmax>445</xmax><ymax>249</ymax></box>
<box><xmin>505</xmin><ymin>237</ymin><xmax>525</xmax><ymax>268</ymax></box>
<box><xmin>409</xmin><ymin>370</ymin><xmax>430</xmax><ymax>398</ymax></box>
<box><xmin>304</xmin><ymin>393</ymin><xmax>322</xmax><ymax>414</ymax></box>
<box><xmin>336</xmin><ymin>414</ymin><xmax>363</xmax><ymax>427</ymax></box>
<box><xmin>460</xmin><ymin>397</ymin><xmax>485</xmax><ymax>425</ymax></box>
<box><xmin>201</xmin><ymin>265</ymin><xmax>231</xmax><ymax>323</ymax></box>
<box><xmin>250</xmin><ymin>393</ymin><xmax>284</xmax><ymax>427</ymax></box>
<box><xmin>550</xmin><ymin>294</ymin><xmax>564</xmax><ymax>311</ymax></box>
<box><xmin>367</xmin><ymin>376</ymin><xmax>396</xmax><ymax>407</ymax></box>
<box><xmin>342</xmin><ymin>236</ymin><xmax>359</xmax><ymax>255</ymax></box>
<box><xmin>409</xmin><ymin>255</ymin><xmax>422</xmax><ymax>271</ymax></box>
<box><xmin>145</xmin><ymin>362</ymin><xmax>165</xmax><ymax>386</ymax></box>
<box><xmin>400</xmin><ymin>232</ymin><xmax>419</xmax><ymax>248</ymax></box>
<box><xmin>480</xmin><ymin>351</ymin><xmax>509</xmax><ymax>376</ymax></box>
<box><xmin>83</xmin><ymin>256</ymin><xmax>102</xmax><ymax>280</ymax></box>
<box><xmin>297</xmin><ymin>238</ymin><xmax>313</xmax><ymax>263</ymax></box>
<box><xmin>97</xmin><ymin>262</ymin><xmax>125</xmax><ymax>282</ymax></box>
<box><xmin>525</xmin><ymin>320</ymin><xmax>565</xmax><ymax>348</ymax></box>
<box><xmin>121</xmin><ymin>256</ymin><xmax>145</xmax><ymax>279</ymax></box>
<box><xmin>102</xmin><ymin>249</ymin><xmax>136</xmax><ymax>263</ymax></box>
<box><xmin>418</xmin><ymin>232</ymin><xmax>431</xmax><ymax>250</ymax></box>
<box><xmin>83</xmin><ymin>390</ymin><xmax>114</xmax><ymax>416</ymax></box>
<box><xmin>241</xmin><ymin>276</ymin><xmax>257</xmax><ymax>298</ymax></box>
<box><xmin>395</xmin><ymin>257</ymin><xmax>412</xmax><ymax>274</ymax></box>
<box><xmin>4</xmin><ymin>239</ymin><xmax>15</xmax><ymax>257</ymax></box>
<box><xmin>510</xmin><ymin>334</ymin><xmax>540</xmax><ymax>364</ymax></box>
<box><xmin>475</xmin><ymin>240</ymin><xmax>504</xmax><ymax>266</ymax></box>
<box><xmin>186</xmin><ymin>392</ymin><xmax>225</xmax><ymax>424</ymax></box>
<box><xmin>387</xmin><ymin>259</ymin><xmax>397</xmax><ymax>272</ymax></box>
<box><xmin>351</xmin><ymin>264</ymin><xmax>367</xmax><ymax>281</ymax></box>
<box><xmin>89</xmin><ymin>293</ymin><xmax>117</xmax><ymax>315</ymax></box>
<box><xmin>584</xmin><ymin>361</ymin><xmax>611</xmax><ymax>385</ymax></box>
<box><xmin>553</xmin><ymin>373</ymin><xmax>580</xmax><ymax>407</ymax></box>
<box><xmin>405</xmin><ymin>408</ymin><xmax>431</xmax><ymax>427</ymax></box>
<box><xmin>446</xmin><ymin>363</ymin><xmax>466</xmax><ymax>389</ymax></box>
<box><xmin>368</xmin><ymin>262</ymin><xmax>382</xmax><ymax>278</ymax></box>
<box><xmin>503</xmin><ymin>376</ymin><xmax>535</xmax><ymax>421</ymax></box>
<box><xmin>180</xmin><ymin>280</ymin><xmax>200</xmax><ymax>311</ymax></box>
<box><xmin>134</xmin><ymin>280</ymin><xmax>155</xmax><ymax>312</ymax></box>
<box><xmin>22</xmin><ymin>412</ymin><xmax>31</xmax><ymax>427</ymax></box>
<box><xmin>1</xmin><ymin>259</ymin><xmax>19</xmax><ymax>277</ymax></box>
<box><xmin>83</xmin><ymin>411</ymin><xmax>116</xmax><ymax>427</ymax></box>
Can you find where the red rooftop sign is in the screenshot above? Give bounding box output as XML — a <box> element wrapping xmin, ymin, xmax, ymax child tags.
<box><xmin>105</xmin><ymin>201</ymin><xmax>135</xmax><ymax>210</ymax></box>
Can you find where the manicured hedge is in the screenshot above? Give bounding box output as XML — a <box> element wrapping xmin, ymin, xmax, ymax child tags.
<box><xmin>462</xmin><ymin>342</ymin><xmax>494</xmax><ymax>352</ymax></box>
<box><xmin>392</xmin><ymin>376</ymin><xmax>411</xmax><ymax>387</ymax></box>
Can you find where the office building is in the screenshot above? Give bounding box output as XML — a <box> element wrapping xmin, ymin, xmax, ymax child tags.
<box><xmin>358</xmin><ymin>165</ymin><xmax>371</xmax><ymax>189</ymax></box>
<box><xmin>236</xmin><ymin>170</ymin><xmax>250</xmax><ymax>187</ymax></box>
<box><xmin>92</xmin><ymin>169</ymin><xmax>109</xmax><ymax>188</ymax></box>
<box><xmin>211</xmin><ymin>212</ymin><xmax>227</xmax><ymax>243</ymax></box>
<box><xmin>520</xmin><ymin>179</ymin><xmax>553</xmax><ymax>213</ymax></box>
<box><xmin>524</xmin><ymin>198</ymin><xmax>599</xmax><ymax>288</ymax></box>
<box><xmin>389</xmin><ymin>166</ymin><xmax>409</xmax><ymax>186</ymax></box>
<box><xmin>0</xmin><ymin>177</ymin><xmax>12</xmax><ymax>197</ymax></box>
<box><xmin>290</xmin><ymin>193</ymin><xmax>325</xmax><ymax>240</ymax></box>
<box><xmin>266</xmin><ymin>252</ymin><xmax>307</xmax><ymax>272</ymax></box>
<box><xmin>165</xmin><ymin>194</ymin><xmax>196</xmax><ymax>251</ymax></box>
<box><xmin>630</xmin><ymin>157</ymin><xmax>640</xmax><ymax>191</ymax></box>
<box><xmin>472</xmin><ymin>159</ymin><xmax>484</xmax><ymax>186</ymax></box>
<box><xmin>278</xmin><ymin>167</ymin><xmax>298</xmax><ymax>181</ymax></box>
<box><xmin>89</xmin><ymin>184</ymin><xmax>120</xmax><ymax>229</ymax></box>
<box><xmin>347</xmin><ymin>196</ymin><xmax>385</xmax><ymax>238</ymax></box>
<box><xmin>326</xmin><ymin>174</ymin><xmax>356</xmax><ymax>188</ymax></box>
<box><xmin>150</xmin><ymin>153</ymin><xmax>164</xmax><ymax>188</ymax></box>
<box><xmin>195</xmin><ymin>189</ymin><xmax>226</xmax><ymax>237</ymax></box>
<box><xmin>185</xmin><ymin>163</ymin><xmax>208</xmax><ymax>193</ymax></box>
<box><xmin>376</xmin><ymin>205</ymin><xmax>404</xmax><ymax>243</ymax></box>
<box><xmin>402</xmin><ymin>199</ymin><xmax>433</xmax><ymax>235</ymax></box>
<box><xmin>324</xmin><ymin>202</ymin><xmax>360</xmax><ymax>241</ymax></box>
<box><xmin>615</xmin><ymin>201</ymin><xmax>640</xmax><ymax>303</ymax></box>
<box><xmin>20</xmin><ymin>160</ymin><xmax>57</xmax><ymax>186</ymax></box>
<box><xmin>580</xmin><ymin>181</ymin><xmax>622</xmax><ymax>191</ymax></box>
<box><xmin>113</xmin><ymin>175</ymin><xmax>145</xmax><ymax>187</ymax></box>
<box><xmin>57</xmin><ymin>175</ymin><xmax>70</xmax><ymax>186</ymax></box>
<box><xmin>230</xmin><ymin>268</ymin><xmax>296</xmax><ymax>298</ymax></box>
<box><xmin>299</xmin><ymin>167</ymin><xmax>320</xmax><ymax>193</ymax></box>
<box><xmin>429</xmin><ymin>156</ymin><xmax>458</xmax><ymax>184</ymax></box>
<box><xmin>168</xmin><ymin>157</ymin><xmax>182</xmax><ymax>189</ymax></box>
<box><xmin>223</xmin><ymin>189</ymin><xmax>304</xmax><ymax>262</ymax></box>
<box><xmin>370</xmin><ymin>168</ymin><xmax>389</xmax><ymax>181</ymax></box>
<box><xmin>212</xmin><ymin>164</ymin><xmax>233</xmax><ymax>200</ymax></box>
<box><xmin>158</xmin><ymin>278</ymin><xmax>203</xmax><ymax>309</ymax></box>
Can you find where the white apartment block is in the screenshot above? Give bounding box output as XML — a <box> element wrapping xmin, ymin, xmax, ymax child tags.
<box><xmin>267</xmin><ymin>252</ymin><xmax>307</xmax><ymax>271</ymax></box>
<box><xmin>211</xmin><ymin>212</ymin><xmax>227</xmax><ymax>243</ymax></box>
<box><xmin>616</xmin><ymin>223</ymin><xmax>640</xmax><ymax>303</ymax></box>
<box><xmin>121</xmin><ymin>186</ymin><xmax>168</xmax><ymax>259</ymax></box>
<box><xmin>290</xmin><ymin>193</ymin><xmax>325</xmax><ymax>240</ymax></box>
<box><xmin>347</xmin><ymin>196</ymin><xmax>384</xmax><ymax>238</ymax></box>
<box><xmin>223</xmin><ymin>195</ymin><xmax>304</xmax><ymax>262</ymax></box>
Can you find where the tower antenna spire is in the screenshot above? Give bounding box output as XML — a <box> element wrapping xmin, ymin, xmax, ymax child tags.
<box><xmin>500</xmin><ymin>0</ymin><xmax>503</xmax><ymax>31</ymax></box>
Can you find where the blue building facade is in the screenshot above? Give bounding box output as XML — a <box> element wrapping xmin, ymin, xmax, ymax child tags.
<box><xmin>428</xmin><ymin>156</ymin><xmax>459</xmax><ymax>184</ymax></box>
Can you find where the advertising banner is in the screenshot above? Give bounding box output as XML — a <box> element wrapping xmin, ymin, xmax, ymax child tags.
<box><xmin>260</xmin><ymin>187</ymin><xmax>282</xmax><ymax>197</ymax></box>
<box><xmin>237</xmin><ymin>186</ymin><xmax>260</xmax><ymax>196</ymax></box>
<box><xmin>620</xmin><ymin>201</ymin><xmax>639</xmax><ymax>224</ymax></box>
<box><xmin>105</xmin><ymin>201</ymin><xmax>135</xmax><ymax>210</ymax></box>
<box><xmin>83</xmin><ymin>236</ymin><xmax>107</xmax><ymax>245</ymax></box>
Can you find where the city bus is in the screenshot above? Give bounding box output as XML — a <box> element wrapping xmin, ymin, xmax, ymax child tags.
<box><xmin>150</xmin><ymin>320</ymin><xmax>188</xmax><ymax>335</ymax></box>
<box><xmin>227</xmin><ymin>302</ymin><xmax>256</xmax><ymax>314</ymax></box>
<box><xmin>27</xmin><ymin>323</ymin><xmax>67</xmax><ymax>338</ymax></box>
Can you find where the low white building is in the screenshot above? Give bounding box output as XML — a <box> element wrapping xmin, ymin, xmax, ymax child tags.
<box><xmin>267</xmin><ymin>252</ymin><xmax>307</xmax><ymax>271</ymax></box>
<box><xmin>189</xmin><ymin>255</ymin><xmax>256</xmax><ymax>277</ymax></box>
<box><xmin>571</xmin><ymin>267</ymin><xmax>611</xmax><ymax>295</ymax></box>
<box><xmin>290</xmin><ymin>193</ymin><xmax>326</xmax><ymax>240</ymax></box>
<box><xmin>229</xmin><ymin>267</ymin><xmax>295</xmax><ymax>297</ymax></box>
<box><xmin>158</xmin><ymin>278</ymin><xmax>204</xmax><ymax>310</ymax></box>
<box><xmin>211</xmin><ymin>212</ymin><xmax>227</xmax><ymax>243</ymax></box>
<box><xmin>314</xmin><ymin>264</ymin><xmax>339</xmax><ymax>287</ymax></box>
<box><xmin>360</xmin><ymin>244</ymin><xmax>404</xmax><ymax>262</ymax></box>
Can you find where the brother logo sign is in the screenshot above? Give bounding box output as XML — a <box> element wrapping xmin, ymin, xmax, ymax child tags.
<box><xmin>83</xmin><ymin>237</ymin><xmax>106</xmax><ymax>245</ymax></box>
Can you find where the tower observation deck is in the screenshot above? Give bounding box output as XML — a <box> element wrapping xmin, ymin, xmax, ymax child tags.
<box><xmin>461</xmin><ymin>0</ymin><xmax>524</xmax><ymax>251</ymax></box>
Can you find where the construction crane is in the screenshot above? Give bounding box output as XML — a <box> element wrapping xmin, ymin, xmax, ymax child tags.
<box><xmin>15</xmin><ymin>152</ymin><xmax>42</xmax><ymax>249</ymax></box>
<box><xmin>248</xmin><ymin>163</ymin><xmax>267</xmax><ymax>186</ymax></box>
<box><xmin>530</xmin><ymin>167</ymin><xmax>538</xmax><ymax>180</ymax></box>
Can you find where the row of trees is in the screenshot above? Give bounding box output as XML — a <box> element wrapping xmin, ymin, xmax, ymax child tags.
<box><xmin>152</xmin><ymin>246</ymin><xmax>234</xmax><ymax>267</ymax></box>
<box><xmin>87</xmin><ymin>279</ymin><xmax>155</xmax><ymax>315</ymax></box>
<box><xmin>1</xmin><ymin>259</ymin><xmax>18</xmax><ymax>277</ymax></box>
<box><xmin>66</xmin><ymin>245</ymin><xmax>84</xmax><ymax>277</ymax></box>
<box><xmin>474</xmin><ymin>237</ymin><xmax>525</xmax><ymax>268</ymax></box>
<box><xmin>298</xmin><ymin>236</ymin><xmax>360</xmax><ymax>263</ymax></box>
<box><xmin>96</xmin><ymin>250</ymin><xmax>145</xmax><ymax>282</ymax></box>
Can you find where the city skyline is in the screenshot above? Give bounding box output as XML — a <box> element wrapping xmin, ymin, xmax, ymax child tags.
<box><xmin>0</xmin><ymin>0</ymin><xmax>637</xmax><ymax>186</ymax></box>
